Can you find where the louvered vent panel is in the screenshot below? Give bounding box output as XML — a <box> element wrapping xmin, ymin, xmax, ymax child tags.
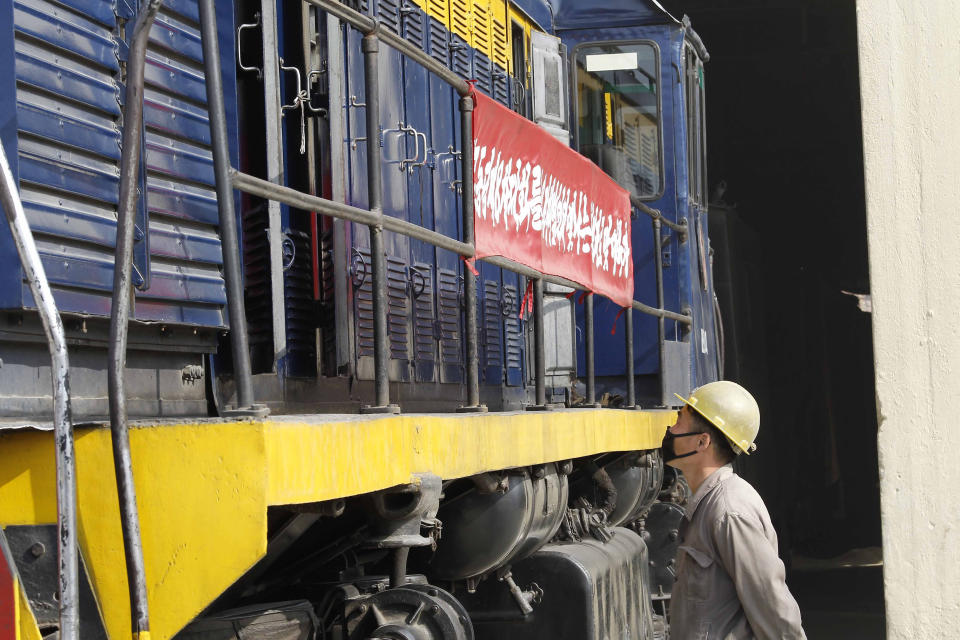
<box><xmin>243</xmin><ymin>216</ymin><xmax>272</xmax><ymax>353</ymax></box>
<box><xmin>9</xmin><ymin>0</ymin><xmax>234</xmax><ymax>330</ymax></box>
<box><xmin>318</xmin><ymin>222</ymin><xmax>337</xmax><ymax>375</ymax></box>
<box><xmin>503</xmin><ymin>283</ymin><xmax>523</xmax><ymax>386</ymax></box>
<box><xmin>412</xmin><ymin>263</ymin><xmax>436</xmax><ymax>382</ymax></box>
<box><xmin>449</xmin><ymin>0</ymin><xmax>471</xmax><ymax>44</ymax></box>
<box><xmin>386</xmin><ymin>256</ymin><xmax>411</xmax><ymax>365</ymax></box>
<box><xmin>354</xmin><ymin>247</ymin><xmax>375</xmax><ymax>358</ymax></box>
<box><xmin>471</xmin><ymin>0</ymin><xmax>490</xmax><ymax>59</ymax></box>
<box><xmin>450</xmin><ymin>35</ymin><xmax>471</xmax><ymax>79</ymax></box>
<box><xmin>345</xmin><ymin>0</ymin><xmax>372</xmax><ymax>15</ymax></box>
<box><xmin>474</xmin><ymin>53</ymin><xmax>493</xmax><ymax>96</ymax></box>
<box><xmin>377</xmin><ymin>0</ymin><xmax>402</xmax><ymax>35</ymax></box>
<box><xmin>12</xmin><ymin>1</ymin><xmax>122</xmax><ymax>316</ymax></box>
<box><xmin>493</xmin><ymin>71</ymin><xmax>509</xmax><ymax>105</ymax></box>
<box><xmin>427</xmin><ymin>0</ymin><xmax>449</xmax><ymax>31</ymax></box>
<box><xmin>282</xmin><ymin>230</ymin><xmax>316</xmax><ymax>376</ymax></box>
<box><xmin>428</xmin><ymin>17</ymin><xmax>449</xmax><ymax>64</ymax></box>
<box><xmin>481</xmin><ymin>278</ymin><xmax>503</xmax><ymax>381</ymax></box>
<box><xmin>490</xmin><ymin>0</ymin><xmax>508</xmax><ymax>70</ymax></box>
<box><xmin>437</xmin><ymin>268</ymin><xmax>463</xmax><ymax>382</ymax></box>
<box><xmin>140</xmin><ymin>1</ymin><xmax>233</xmax><ymax>326</ymax></box>
<box><xmin>403</xmin><ymin>3</ymin><xmax>426</xmax><ymax>48</ymax></box>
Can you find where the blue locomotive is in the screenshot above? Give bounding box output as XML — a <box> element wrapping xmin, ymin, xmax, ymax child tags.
<box><xmin>0</xmin><ymin>0</ymin><xmax>715</xmax><ymax>638</ymax></box>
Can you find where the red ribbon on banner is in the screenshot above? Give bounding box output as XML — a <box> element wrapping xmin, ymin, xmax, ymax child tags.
<box><xmin>471</xmin><ymin>89</ymin><xmax>634</xmax><ymax>307</ymax></box>
<box><xmin>519</xmin><ymin>280</ymin><xmax>534</xmax><ymax>320</ymax></box>
<box><xmin>462</xmin><ymin>256</ymin><xmax>479</xmax><ymax>276</ymax></box>
<box><xmin>610</xmin><ymin>307</ymin><xmax>627</xmax><ymax>335</ymax></box>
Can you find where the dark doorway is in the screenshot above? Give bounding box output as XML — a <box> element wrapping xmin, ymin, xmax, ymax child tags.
<box><xmin>658</xmin><ymin>0</ymin><xmax>883</xmax><ymax>635</ymax></box>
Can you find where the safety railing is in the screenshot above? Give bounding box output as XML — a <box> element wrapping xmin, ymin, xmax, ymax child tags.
<box><xmin>195</xmin><ymin>0</ymin><xmax>692</xmax><ymax>413</ymax></box>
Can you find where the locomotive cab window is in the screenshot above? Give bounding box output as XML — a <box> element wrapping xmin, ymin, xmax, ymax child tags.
<box><xmin>575</xmin><ymin>42</ymin><xmax>662</xmax><ymax>199</ymax></box>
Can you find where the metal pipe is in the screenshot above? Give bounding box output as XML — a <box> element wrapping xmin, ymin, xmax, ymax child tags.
<box><xmin>361</xmin><ymin>33</ymin><xmax>394</xmax><ymax>412</ymax></box>
<box><xmin>584</xmin><ymin>293</ymin><xmax>596</xmax><ymax>406</ymax></box>
<box><xmin>459</xmin><ymin>95</ymin><xmax>484</xmax><ymax>411</ymax></box>
<box><xmin>0</xmin><ymin>136</ymin><xmax>78</xmax><ymax>640</ymax></box>
<box><xmin>390</xmin><ymin>546</ymin><xmax>410</xmax><ymax>588</ymax></box>
<box><xmin>110</xmin><ymin>2</ymin><xmax>162</xmax><ymax>636</ymax></box>
<box><xmin>630</xmin><ymin>194</ymin><xmax>687</xmax><ymax>236</ymax></box>
<box><xmin>230</xmin><ymin>171</ymin><xmax>692</xmax><ymax>326</ymax></box>
<box><xmin>231</xmin><ymin>170</ymin><xmax>476</xmax><ymax>257</ymax></box>
<box><xmin>199</xmin><ymin>0</ymin><xmax>262</xmax><ymax>414</ymax></box>
<box><xmin>625</xmin><ymin>307</ymin><xmax>635</xmax><ymax>409</ymax></box>
<box><xmin>654</xmin><ymin>219</ymin><xmax>666</xmax><ymax>406</ymax></box>
<box><xmin>534</xmin><ymin>278</ymin><xmax>546</xmax><ymax>408</ymax></box>
<box><xmin>303</xmin><ymin>0</ymin><xmax>471</xmax><ymax>96</ymax></box>
<box><xmin>258</xmin><ymin>0</ymin><xmax>289</xmax><ymax>370</ymax></box>
<box><xmin>232</xmin><ymin>178</ymin><xmax>688</xmax><ymax>326</ymax></box>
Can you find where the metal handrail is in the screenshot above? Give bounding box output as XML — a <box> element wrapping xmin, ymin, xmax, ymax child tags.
<box><xmin>230</xmin><ymin>169</ymin><xmax>692</xmax><ymax>326</ymax></box>
<box><xmin>304</xmin><ymin>0</ymin><xmax>472</xmax><ymax>96</ymax></box>
<box><xmin>110</xmin><ymin>1</ymin><xmax>162</xmax><ymax>636</ymax></box>
<box><xmin>200</xmin><ymin>0</ymin><xmax>692</xmax><ymax>412</ymax></box>
<box><xmin>631</xmin><ymin>194</ymin><xmax>688</xmax><ymax>237</ymax></box>
<box><xmin>0</xmin><ymin>127</ymin><xmax>78</xmax><ymax>640</ymax></box>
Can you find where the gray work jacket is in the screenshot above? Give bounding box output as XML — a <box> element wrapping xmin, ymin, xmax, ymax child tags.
<box><xmin>669</xmin><ymin>465</ymin><xmax>806</xmax><ymax>640</ymax></box>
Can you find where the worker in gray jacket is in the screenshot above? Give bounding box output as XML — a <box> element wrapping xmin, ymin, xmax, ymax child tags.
<box><xmin>664</xmin><ymin>380</ymin><xmax>806</xmax><ymax>640</ymax></box>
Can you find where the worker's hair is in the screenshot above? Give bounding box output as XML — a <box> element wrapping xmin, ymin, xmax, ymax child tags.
<box><xmin>688</xmin><ymin>409</ymin><xmax>738</xmax><ymax>464</ymax></box>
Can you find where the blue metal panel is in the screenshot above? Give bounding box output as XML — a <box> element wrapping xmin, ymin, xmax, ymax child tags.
<box><xmin>2</xmin><ymin>1</ymin><xmax>126</xmax><ymax>317</ymax></box>
<box><xmin>16</xmin><ymin>98</ymin><xmax>120</xmax><ymax>160</ymax></box>
<box><xmin>13</xmin><ymin>1</ymin><xmax>118</xmax><ymax>69</ymax></box>
<box><xmin>549</xmin><ymin>0</ymin><xmax>677</xmax><ymax>31</ymax></box>
<box><xmin>377</xmin><ymin>0</ymin><xmax>413</xmax><ymax>382</ymax></box>
<box><xmin>427</xmin><ymin>16</ymin><xmax>464</xmax><ymax>384</ymax></box>
<box><xmin>509</xmin><ymin>0</ymin><xmax>552</xmax><ymax>31</ymax></box>
<box><xmin>567</xmin><ymin>24</ymin><xmax>690</xmax><ymax>380</ymax></box>
<box><xmin>0</xmin><ymin>0</ymin><xmax>237</xmax><ymax>327</ymax></box>
<box><xmin>14</xmin><ymin>43</ymin><xmax>120</xmax><ymax>116</ymax></box>
<box><xmin>138</xmin><ymin>0</ymin><xmax>239</xmax><ymax>327</ymax></box>
<box><xmin>344</xmin><ymin>14</ymin><xmax>375</xmax><ymax>375</ymax></box>
<box><xmin>402</xmin><ymin>5</ymin><xmax>438</xmax><ymax>383</ymax></box>
<box><xmin>53</xmin><ymin>0</ymin><xmax>116</xmax><ymax>27</ymax></box>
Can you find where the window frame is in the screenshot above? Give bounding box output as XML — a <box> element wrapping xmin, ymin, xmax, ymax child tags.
<box><xmin>683</xmin><ymin>42</ymin><xmax>708</xmax><ymax>208</ymax></box>
<box><xmin>571</xmin><ymin>38</ymin><xmax>665</xmax><ymax>201</ymax></box>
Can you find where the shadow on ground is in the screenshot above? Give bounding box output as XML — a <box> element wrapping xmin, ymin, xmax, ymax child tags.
<box><xmin>788</xmin><ymin>566</ymin><xmax>885</xmax><ymax>639</ymax></box>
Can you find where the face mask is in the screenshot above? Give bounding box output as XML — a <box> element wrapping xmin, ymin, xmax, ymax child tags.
<box><xmin>662</xmin><ymin>430</ymin><xmax>705</xmax><ymax>462</ymax></box>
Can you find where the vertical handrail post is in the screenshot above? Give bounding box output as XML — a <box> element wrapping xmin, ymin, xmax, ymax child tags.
<box><xmin>654</xmin><ymin>218</ymin><xmax>666</xmax><ymax>406</ymax></box>
<box><xmin>527</xmin><ymin>278</ymin><xmax>548</xmax><ymax>410</ymax></box>
<box><xmin>625</xmin><ymin>306</ymin><xmax>636</xmax><ymax>409</ymax></box>
<box><xmin>110</xmin><ymin>2</ymin><xmax>164</xmax><ymax>636</ymax></box>
<box><xmin>457</xmin><ymin>94</ymin><xmax>486</xmax><ymax>412</ymax></box>
<box><xmin>198</xmin><ymin>0</ymin><xmax>266</xmax><ymax>417</ymax></box>
<box><xmin>584</xmin><ymin>293</ymin><xmax>599</xmax><ymax>407</ymax></box>
<box><xmin>359</xmin><ymin>32</ymin><xmax>398</xmax><ymax>414</ymax></box>
<box><xmin>0</xmin><ymin>140</ymin><xmax>78</xmax><ymax>640</ymax></box>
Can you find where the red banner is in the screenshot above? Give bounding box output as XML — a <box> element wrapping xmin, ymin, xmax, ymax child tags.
<box><xmin>472</xmin><ymin>90</ymin><xmax>634</xmax><ymax>307</ymax></box>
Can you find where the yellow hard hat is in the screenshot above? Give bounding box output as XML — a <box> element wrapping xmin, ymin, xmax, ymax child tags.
<box><xmin>674</xmin><ymin>380</ymin><xmax>759</xmax><ymax>455</ymax></box>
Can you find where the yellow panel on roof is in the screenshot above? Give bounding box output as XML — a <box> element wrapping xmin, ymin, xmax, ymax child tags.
<box><xmin>490</xmin><ymin>0</ymin><xmax>509</xmax><ymax>70</ymax></box>
<box><xmin>426</xmin><ymin>0</ymin><xmax>450</xmax><ymax>28</ymax></box>
<box><xmin>472</xmin><ymin>0</ymin><xmax>492</xmax><ymax>58</ymax></box>
<box><xmin>450</xmin><ymin>0</ymin><xmax>472</xmax><ymax>43</ymax></box>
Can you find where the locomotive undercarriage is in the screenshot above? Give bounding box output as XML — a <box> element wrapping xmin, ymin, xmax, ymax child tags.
<box><xmin>169</xmin><ymin>451</ymin><xmax>679</xmax><ymax>640</ymax></box>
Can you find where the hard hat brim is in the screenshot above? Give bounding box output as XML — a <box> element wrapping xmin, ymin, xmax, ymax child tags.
<box><xmin>673</xmin><ymin>392</ymin><xmax>753</xmax><ymax>455</ymax></box>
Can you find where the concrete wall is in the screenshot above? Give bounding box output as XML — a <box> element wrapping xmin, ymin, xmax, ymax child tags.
<box><xmin>857</xmin><ymin>1</ymin><xmax>960</xmax><ymax>636</ymax></box>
